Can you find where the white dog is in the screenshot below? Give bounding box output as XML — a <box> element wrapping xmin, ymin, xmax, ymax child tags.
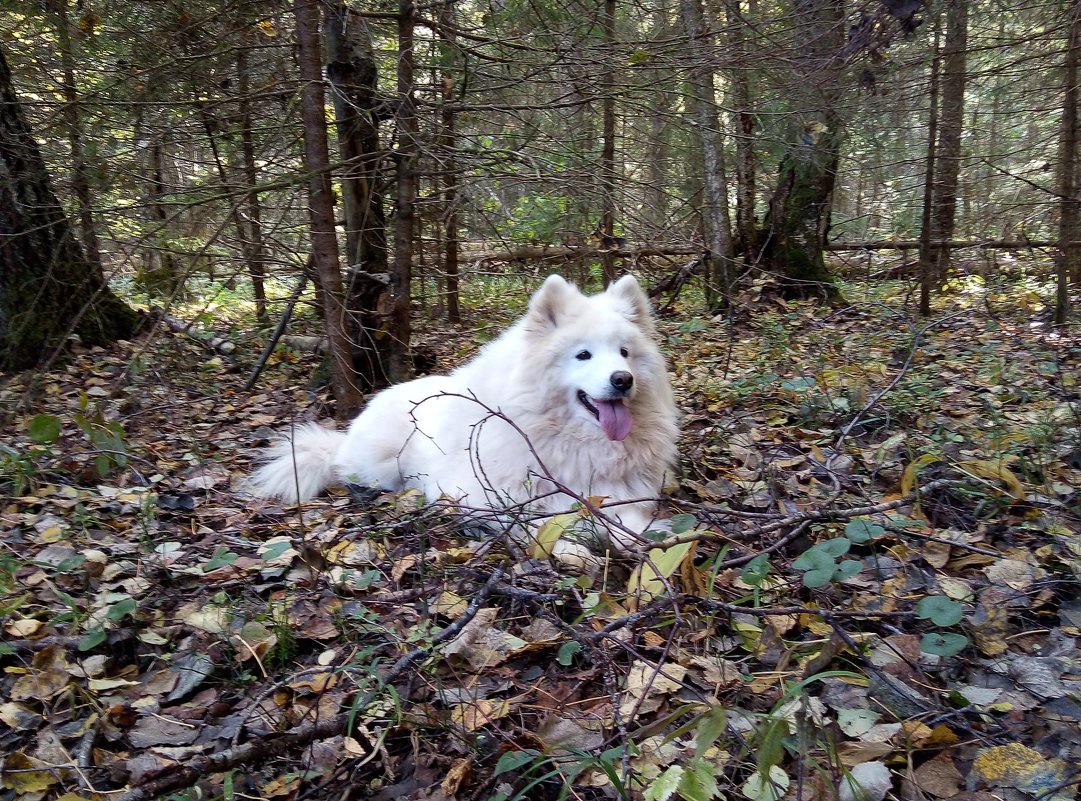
<box><xmin>247</xmin><ymin>274</ymin><xmax>678</xmax><ymax>555</ymax></box>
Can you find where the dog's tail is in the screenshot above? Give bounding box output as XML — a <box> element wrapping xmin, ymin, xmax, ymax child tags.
<box><xmin>246</xmin><ymin>422</ymin><xmax>346</xmax><ymax>503</ymax></box>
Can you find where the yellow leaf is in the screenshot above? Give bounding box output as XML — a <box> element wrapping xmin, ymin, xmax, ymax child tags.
<box><xmin>957</xmin><ymin>460</ymin><xmax>1026</xmax><ymax>500</ymax></box>
<box><xmin>433</xmin><ymin>591</ymin><xmax>468</xmax><ymax>617</ymax></box>
<box><xmin>626</xmin><ymin>541</ymin><xmax>693</xmax><ymax>609</ymax></box>
<box><xmin>901</xmin><ymin>453</ymin><xmax>941</xmax><ymax>496</ymax></box>
<box><xmin>0</xmin><ymin>753</ymin><xmax>58</xmax><ymax>793</ymax></box>
<box><xmin>5</xmin><ymin>618</ymin><xmax>43</xmax><ymax>637</ymax></box>
<box><xmin>257</xmin><ymin>19</ymin><xmax>278</xmax><ymax>36</ymax></box>
<box><xmin>450</xmin><ymin>698</ymin><xmax>510</xmax><ymax>731</ymax></box>
<box><xmin>530</xmin><ymin>513</ymin><xmax>580</xmax><ymax>559</ymax></box>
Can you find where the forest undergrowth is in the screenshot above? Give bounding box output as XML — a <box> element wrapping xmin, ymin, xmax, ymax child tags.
<box><xmin>2</xmin><ymin>269</ymin><xmax>1081</xmax><ymax>801</ymax></box>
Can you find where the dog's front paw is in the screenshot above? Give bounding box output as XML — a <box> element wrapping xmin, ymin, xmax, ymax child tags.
<box><xmin>550</xmin><ymin>538</ymin><xmax>601</xmax><ymax>573</ymax></box>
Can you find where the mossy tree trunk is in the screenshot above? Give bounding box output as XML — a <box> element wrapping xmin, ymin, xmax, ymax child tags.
<box><xmin>760</xmin><ymin>0</ymin><xmax>845</xmax><ymax>300</ymax></box>
<box><xmin>0</xmin><ymin>44</ymin><xmax>138</xmax><ymax>372</ymax></box>
<box><xmin>763</xmin><ymin>118</ymin><xmax>844</xmax><ymax>299</ymax></box>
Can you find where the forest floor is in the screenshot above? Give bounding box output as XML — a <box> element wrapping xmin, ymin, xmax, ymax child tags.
<box><xmin>2</xmin><ymin>270</ymin><xmax>1081</xmax><ymax>801</ymax></box>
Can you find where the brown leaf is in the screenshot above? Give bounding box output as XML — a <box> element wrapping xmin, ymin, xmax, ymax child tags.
<box><xmin>911</xmin><ymin>752</ymin><xmax>963</xmax><ymax>798</ymax></box>
<box><xmin>440</xmin><ymin>757</ymin><xmax>473</xmax><ymax>797</ymax></box>
<box><xmin>970</xmin><ymin>596</ymin><xmax>1011</xmax><ymax>657</ymax></box>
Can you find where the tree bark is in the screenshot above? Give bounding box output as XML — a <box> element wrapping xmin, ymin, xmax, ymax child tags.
<box><xmin>929</xmin><ymin>0</ymin><xmax>968</xmax><ymax>284</ymax></box>
<box><xmin>325</xmin><ymin>3</ymin><xmax>397</xmax><ymax>390</ymax></box>
<box><xmin>0</xmin><ymin>44</ymin><xmax>138</xmax><ymax>371</ymax></box>
<box><xmin>1056</xmin><ymin>0</ymin><xmax>1081</xmax><ymax>325</ymax></box>
<box><xmin>680</xmin><ymin>0</ymin><xmax>735</xmax><ymax>308</ymax></box>
<box><xmin>54</xmin><ymin>0</ymin><xmax>102</xmax><ymax>274</ymax></box>
<box><xmin>918</xmin><ymin>13</ymin><xmax>942</xmax><ymax>317</ymax></box>
<box><xmin>646</xmin><ymin>3</ymin><xmax>669</xmax><ymax>231</ymax></box>
<box><xmin>294</xmin><ymin>0</ymin><xmax>363</xmax><ymax>417</ymax></box>
<box><xmin>141</xmin><ymin>138</ymin><xmax>181</xmax><ymax>297</ymax></box>
<box><xmin>438</xmin><ymin>0</ymin><xmax>461</xmax><ymax>323</ymax></box>
<box><xmin>390</xmin><ymin>0</ymin><xmax>417</xmax><ymax>382</ymax></box>
<box><xmin>728</xmin><ymin>0</ymin><xmax>757</xmax><ymax>256</ymax></box>
<box><xmin>760</xmin><ymin>0</ymin><xmax>844</xmax><ymax>300</ymax></box>
<box><xmin>600</xmin><ymin>0</ymin><xmax>619</xmax><ymax>285</ymax></box>
<box><xmin>236</xmin><ymin>37</ymin><xmax>269</xmax><ymax>326</ymax></box>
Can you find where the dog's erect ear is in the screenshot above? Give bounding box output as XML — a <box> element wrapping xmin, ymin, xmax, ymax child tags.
<box><xmin>606</xmin><ymin>274</ymin><xmax>655</xmax><ymax>333</ymax></box>
<box><xmin>527</xmin><ymin>274</ymin><xmax>579</xmax><ymax>330</ymax></box>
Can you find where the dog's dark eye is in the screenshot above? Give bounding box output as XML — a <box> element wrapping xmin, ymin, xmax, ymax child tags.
<box><xmin>576</xmin><ymin>350</ymin><xmax>592</xmax><ymax>361</ymax></box>
<box><xmin>620</xmin><ymin>347</ymin><xmax>629</xmax><ymax>358</ymax></box>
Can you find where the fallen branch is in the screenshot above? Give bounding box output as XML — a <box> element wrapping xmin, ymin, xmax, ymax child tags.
<box><xmin>826</xmin><ymin>238</ymin><xmax>1079</xmax><ymax>251</ymax></box>
<box><xmin>465</xmin><ymin>244</ymin><xmax>700</xmax><ymax>264</ymax></box>
<box><xmin>152</xmin><ymin>308</ymin><xmax>236</xmax><ymax>355</ymax></box>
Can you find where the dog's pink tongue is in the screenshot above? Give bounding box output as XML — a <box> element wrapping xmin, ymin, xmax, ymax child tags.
<box><xmin>596</xmin><ymin>399</ymin><xmax>632</xmax><ymax>441</ymax></box>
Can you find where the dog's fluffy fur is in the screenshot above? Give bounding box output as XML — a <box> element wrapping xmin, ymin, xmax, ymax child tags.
<box><xmin>247</xmin><ymin>274</ymin><xmax>678</xmax><ymax>550</ymax></box>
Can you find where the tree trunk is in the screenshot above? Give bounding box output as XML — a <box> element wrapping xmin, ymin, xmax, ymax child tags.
<box><xmin>389</xmin><ymin>0</ymin><xmax>416</xmax><ymax>381</ymax></box>
<box><xmin>325</xmin><ymin>3</ymin><xmax>397</xmax><ymax>390</ymax></box>
<box><xmin>760</xmin><ymin>0</ymin><xmax>844</xmax><ymax>300</ymax></box>
<box><xmin>294</xmin><ymin>0</ymin><xmax>363</xmax><ymax>417</ymax></box>
<box><xmin>728</xmin><ymin>0</ymin><xmax>757</xmax><ymax>256</ymax></box>
<box><xmin>680</xmin><ymin>0</ymin><xmax>735</xmax><ymax>308</ymax></box>
<box><xmin>54</xmin><ymin>0</ymin><xmax>102</xmax><ymax>274</ymax></box>
<box><xmin>646</xmin><ymin>3</ymin><xmax>669</xmax><ymax>231</ymax></box>
<box><xmin>141</xmin><ymin>138</ymin><xmax>181</xmax><ymax>297</ymax></box>
<box><xmin>1056</xmin><ymin>0</ymin><xmax>1081</xmax><ymax>326</ymax></box>
<box><xmin>918</xmin><ymin>13</ymin><xmax>942</xmax><ymax>316</ymax></box>
<box><xmin>0</xmin><ymin>44</ymin><xmax>138</xmax><ymax>371</ymax></box>
<box><xmin>438</xmin><ymin>0</ymin><xmax>461</xmax><ymax>323</ymax></box>
<box><xmin>599</xmin><ymin>0</ymin><xmax>619</xmax><ymax>285</ymax></box>
<box><xmin>929</xmin><ymin>0</ymin><xmax>968</xmax><ymax>284</ymax></box>
<box><xmin>236</xmin><ymin>37</ymin><xmax>269</xmax><ymax>326</ymax></box>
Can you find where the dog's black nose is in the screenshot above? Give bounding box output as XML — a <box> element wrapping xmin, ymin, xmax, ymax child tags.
<box><xmin>610</xmin><ymin>371</ymin><xmax>633</xmax><ymax>393</ymax></box>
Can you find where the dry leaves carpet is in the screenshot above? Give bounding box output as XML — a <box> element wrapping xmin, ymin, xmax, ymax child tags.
<box><xmin>1</xmin><ymin>276</ymin><xmax>1080</xmax><ymax>801</ymax></box>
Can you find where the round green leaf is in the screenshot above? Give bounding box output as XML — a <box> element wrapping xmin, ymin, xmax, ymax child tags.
<box><xmin>816</xmin><ymin>538</ymin><xmax>851</xmax><ymax>558</ymax></box>
<box><xmin>105</xmin><ymin>596</ymin><xmax>137</xmax><ymax>621</ymax></box>
<box><xmin>28</xmin><ymin>414</ymin><xmax>61</xmax><ymax>445</ymax></box>
<box><xmin>834</xmin><ymin>559</ymin><xmax>863</xmax><ymax>581</ymax></box>
<box><xmin>793</xmin><ymin>549</ymin><xmax>835</xmax><ymax>572</ymax></box>
<box><xmin>845</xmin><ymin>519</ymin><xmax>885</xmax><ymax>543</ymax></box>
<box><xmin>920</xmin><ymin>632</ymin><xmax>969</xmax><ymax>657</ymax></box>
<box><xmin>669</xmin><ymin>514</ymin><xmax>697</xmax><ymax>534</ymax></box>
<box><xmin>78</xmin><ymin>627</ymin><xmax>107</xmax><ymax>651</ymax></box>
<box><xmin>915</xmin><ymin>596</ymin><xmax>964</xmax><ymax>627</ymax></box>
<box><xmin>802</xmin><ymin>567</ymin><xmax>836</xmax><ymax>588</ymax></box>
<box><xmin>557</xmin><ymin>641</ymin><xmax>581</xmax><ymax>665</ymax></box>
<box><xmin>741</xmin><ymin>554</ymin><xmax>771</xmax><ymax>586</ymax></box>
<box><xmin>742</xmin><ymin>765</ymin><xmax>789</xmax><ymax>801</ymax></box>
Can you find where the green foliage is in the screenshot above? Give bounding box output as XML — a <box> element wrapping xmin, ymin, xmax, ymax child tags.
<box><xmin>0</xmin><ymin>447</ymin><xmax>39</xmax><ymax>497</ymax></box>
<box><xmin>740</xmin><ymin>553</ymin><xmax>772</xmax><ymax>587</ymax></box>
<box><xmin>28</xmin><ymin>413</ymin><xmax>61</xmax><ymax>444</ymax></box>
<box><xmin>793</xmin><ymin>538</ymin><xmax>861</xmax><ymax>588</ymax></box>
<box><xmin>557</xmin><ymin>641</ymin><xmax>581</xmax><ymax>665</ymax></box>
<box><xmin>920</xmin><ymin>632</ymin><xmax>969</xmax><ymax>657</ymax></box>
<box><xmin>915</xmin><ymin>596</ymin><xmax>965</xmax><ymax>627</ymax></box>
<box><xmin>73</xmin><ymin>395</ymin><xmax>128</xmax><ymax>479</ymax></box>
<box><xmin>844</xmin><ymin>519</ymin><xmax>885</xmax><ymax>543</ymax></box>
<box><xmin>495</xmin><ymin>194</ymin><xmax>580</xmax><ymax>242</ymax></box>
<box><xmin>488</xmin><ymin>746</ymin><xmax>630</xmax><ymax>801</ymax></box>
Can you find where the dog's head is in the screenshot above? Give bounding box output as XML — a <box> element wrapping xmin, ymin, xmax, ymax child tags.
<box><xmin>523</xmin><ymin>274</ymin><xmax>663</xmax><ymax>442</ymax></box>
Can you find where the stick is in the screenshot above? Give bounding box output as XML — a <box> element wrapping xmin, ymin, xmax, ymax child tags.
<box><xmin>243</xmin><ymin>274</ymin><xmax>309</xmax><ymax>392</ymax></box>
